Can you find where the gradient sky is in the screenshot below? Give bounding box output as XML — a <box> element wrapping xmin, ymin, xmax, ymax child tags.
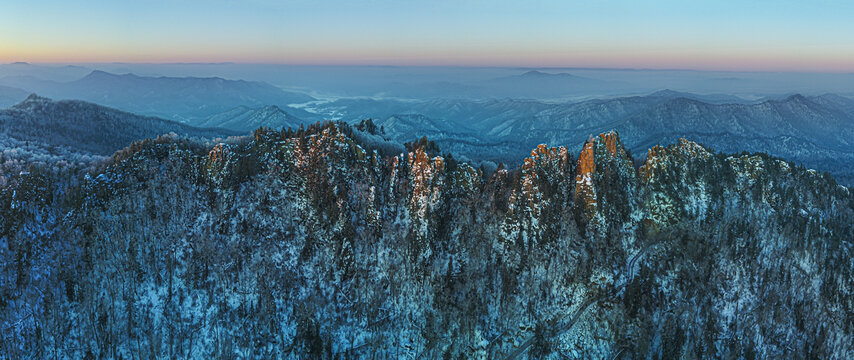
<box><xmin>2</xmin><ymin>0</ymin><xmax>854</xmax><ymax>71</ymax></box>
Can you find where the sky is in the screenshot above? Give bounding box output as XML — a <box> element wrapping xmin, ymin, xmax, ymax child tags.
<box><xmin>1</xmin><ymin>0</ymin><xmax>854</xmax><ymax>71</ymax></box>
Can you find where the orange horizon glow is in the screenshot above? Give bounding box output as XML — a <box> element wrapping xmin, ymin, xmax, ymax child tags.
<box><xmin>3</xmin><ymin>0</ymin><xmax>854</xmax><ymax>73</ymax></box>
<box><xmin>3</xmin><ymin>50</ymin><xmax>854</xmax><ymax>73</ymax></box>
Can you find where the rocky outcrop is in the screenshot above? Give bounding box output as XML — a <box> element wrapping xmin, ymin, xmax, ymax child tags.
<box><xmin>574</xmin><ymin>131</ymin><xmax>636</xmax><ymax>232</ymax></box>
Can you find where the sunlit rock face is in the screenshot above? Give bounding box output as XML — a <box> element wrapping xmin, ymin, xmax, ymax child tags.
<box><xmin>1</xmin><ymin>122</ymin><xmax>852</xmax><ymax>359</ymax></box>
<box><xmin>638</xmin><ymin>139</ymin><xmax>714</xmax><ymax>230</ymax></box>
<box><xmin>574</xmin><ymin>131</ymin><xmax>636</xmax><ymax>235</ymax></box>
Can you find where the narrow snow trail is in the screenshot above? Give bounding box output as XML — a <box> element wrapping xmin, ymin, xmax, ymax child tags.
<box><xmin>501</xmin><ymin>239</ymin><xmax>661</xmax><ymax>360</ymax></box>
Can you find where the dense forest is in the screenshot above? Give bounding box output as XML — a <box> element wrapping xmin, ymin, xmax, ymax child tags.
<box><xmin>1</xmin><ymin>121</ymin><xmax>852</xmax><ymax>359</ymax></box>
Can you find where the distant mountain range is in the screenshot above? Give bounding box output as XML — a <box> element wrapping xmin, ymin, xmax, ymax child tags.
<box><xmin>0</xmin><ymin>70</ymin><xmax>316</xmax><ymax>122</ymax></box>
<box><xmin>196</xmin><ymin>105</ymin><xmax>305</xmax><ymax>132</ymax></box>
<box><xmin>477</xmin><ymin>70</ymin><xmax>625</xmax><ymax>98</ymax></box>
<box><xmin>2</xmin><ymin>70</ymin><xmax>852</xmax><ymax>185</ymax></box>
<box><xmin>309</xmin><ymin>91</ymin><xmax>854</xmax><ymax>185</ymax></box>
<box><xmin>645</xmin><ymin>89</ymin><xmax>753</xmax><ymax>104</ymax></box>
<box><xmin>0</xmin><ymin>62</ymin><xmax>92</xmax><ymax>82</ymax></box>
<box><xmin>0</xmin><ymin>94</ymin><xmax>237</xmax><ymax>158</ymax></box>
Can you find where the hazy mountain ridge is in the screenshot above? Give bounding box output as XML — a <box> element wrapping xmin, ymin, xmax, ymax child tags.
<box><xmin>6</xmin><ymin>63</ymin><xmax>854</xmax><ymax>99</ymax></box>
<box><xmin>311</xmin><ymin>92</ymin><xmax>854</xmax><ymax>184</ymax></box>
<box><xmin>196</xmin><ymin>105</ymin><xmax>305</xmax><ymax>132</ymax></box>
<box><xmin>478</xmin><ymin>70</ymin><xmax>625</xmax><ymax>98</ymax></box>
<box><xmin>0</xmin><ymin>85</ymin><xmax>29</xmax><ymax>108</ymax></box>
<box><xmin>0</xmin><ymin>70</ymin><xmax>316</xmax><ymax>122</ymax></box>
<box><xmin>0</xmin><ymin>62</ymin><xmax>92</xmax><ymax>82</ymax></box>
<box><xmin>1</xmin><ymin>123</ymin><xmax>851</xmax><ymax>358</ymax></box>
<box><xmin>646</xmin><ymin>89</ymin><xmax>753</xmax><ymax>104</ymax></box>
<box><xmin>0</xmin><ymin>95</ymin><xmax>238</xmax><ymax>173</ymax></box>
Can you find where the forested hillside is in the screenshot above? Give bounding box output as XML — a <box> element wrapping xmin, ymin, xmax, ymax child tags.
<box><xmin>1</xmin><ymin>122</ymin><xmax>852</xmax><ymax>359</ymax></box>
<box><xmin>0</xmin><ymin>95</ymin><xmax>238</xmax><ymax>186</ymax></box>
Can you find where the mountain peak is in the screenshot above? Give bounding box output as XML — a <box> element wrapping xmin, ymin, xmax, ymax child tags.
<box><xmin>24</xmin><ymin>93</ymin><xmax>51</xmax><ymax>102</ymax></box>
<box><xmin>598</xmin><ymin>130</ymin><xmax>624</xmax><ymax>157</ymax></box>
<box><xmin>85</xmin><ymin>69</ymin><xmax>116</xmax><ymax>77</ymax></box>
<box><xmin>784</xmin><ymin>93</ymin><xmax>808</xmax><ymax>102</ymax></box>
<box><xmin>641</xmin><ymin>139</ymin><xmax>711</xmax><ymax>182</ymax></box>
<box><xmin>519</xmin><ymin>70</ymin><xmax>579</xmax><ymax>78</ymax></box>
<box><xmin>259</xmin><ymin>104</ymin><xmax>285</xmax><ymax>113</ymax></box>
<box><xmin>650</xmin><ymin>89</ymin><xmax>687</xmax><ymax>98</ymax></box>
<box><xmin>521</xmin><ymin>70</ymin><xmax>548</xmax><ymax>76</ymax></box>
<box><xmin>80</xmin><ymin>70</ymin><xmax>139</xmax><ymax>81</ymax></box>
<box><xmin>12</xmin><ymin>93</ymin><xmax>52</xmax><ymax>109</ymax></box>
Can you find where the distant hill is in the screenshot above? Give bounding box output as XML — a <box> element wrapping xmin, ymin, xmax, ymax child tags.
<box><xmin>196</xmin><ymin>105</ymin><xmax>306</xmax><ymax>132</ymax></box>
<box><xmin>326</xmin><ymin>70</ymin><xmax>630</xmax><ymax>99</ymax></box>
<box><xmin>809</xmin><ymin>93</ymin><xmax>854</xmax><ymax>115</ymax></box>
<box><xmin>377</xmin><ymin>113</ymin><xmax>457</xmax><ymax>136</ymax></box>
<box><xmin>0</xmin><ymin>94</ymin><xmax>238</xmax><ymax>157</ymax></box>
<box><xmin>0</xmin><ymin>70</ymin><xmax>316</xmax><ymax>122</ymax></box>
<box><xmin>647</xmin><ymin>89</ymin><xmax>752</xmax><ymax>104</ymax></box>
<box><xmin>0</xmin><ymin>62</ymin><xmax>92</xmax><ymax>82</ymax></box>
<box><xmin>0</xmin><ymin>85</ymin><xmax>29</xmax><ymax>108</ymax></box>
<box><xmin>479</xmin><ymin>70</ymin><xmax>624</xmax><ymax>98</ymax></box>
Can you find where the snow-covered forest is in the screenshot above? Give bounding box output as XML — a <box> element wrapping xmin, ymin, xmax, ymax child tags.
<box><xmin>1</xmin><ymin>121</ymin><xmax>852</xmax><ymax>359</ymax></box>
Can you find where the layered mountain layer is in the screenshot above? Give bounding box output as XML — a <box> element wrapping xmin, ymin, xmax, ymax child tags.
<box><xmin>315</xmin><ymin>93</ymin><xmax>854</xmax><ymax>185</ymax></box>
<box><xmin>196</xmin><ymin>105</ymin><xmax>305</xmax><ymax>132</ymax></box>
<box><xmin>0</xmin><ymin>70</ymin><xmax>315</xmax><ymax>122</ymax></box>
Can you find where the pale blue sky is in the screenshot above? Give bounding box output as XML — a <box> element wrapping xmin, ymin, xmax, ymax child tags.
<box><xmin>1</xmin><ymin>0</ymin><xmax>853</xmax><ymax>71</ymax></box>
